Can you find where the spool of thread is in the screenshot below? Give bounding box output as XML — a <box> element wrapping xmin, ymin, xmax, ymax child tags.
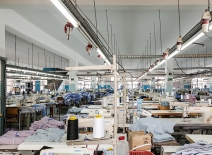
<box><xmin>171</xmin><ymin>92</ymin><xmax>174</xmax><ymax>96</ymax></box>
<box><xmin>67</xmin><ymin>116</ymin><xmax>79</xmax><ymax>140</ymax></box>
<box><xmin>181</xmin><ymin>95</ymin><xmax>184</xmax><ymax>100</ymax></box>
<box><xmin>201</xmin><ymin>99</ymin><xmax>204</xmax><ymax>101</ymax></box>
<box><xmin>126</xmin><ymin>96</ymin><xmax>129</xmax><ymax>102</ymax></box>
<box><xmin>117</xmin><ymin>97</ymin><xmax>120</xmax><ymax>107</ymax></box>
<box><xmin>186</xmin><ymin>94</ymin><xmax>189</xmax><ymax>100</ymax></box>
<box><xmin>166</xmin><ymin>92</ymin><xmax>169</xmax><ymax>96</ymax></box>
<box><xmin>209</xmin><ymin>99</ymin><xmax>211</xmax><ymax>105</ymax></box>
<box><xmin>102</xmin><ymin>97</ymin><xmax>108</xmax><ymax>108</ymax></box>
<box><xmin>93</xmin><ymin>115</ymin><xmax>104</xmax><ymax>139</ymax></box>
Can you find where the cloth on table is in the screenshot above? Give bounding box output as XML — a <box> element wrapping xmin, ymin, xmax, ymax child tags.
<box><xmin>24</xmin><ymin>128</ymin><xmax>65</xmax><ymax>142</ymax></box>
<box><xmin>153</xmin><ymin>134</ymin><xmax>175</xmax><ymax>143</ymax></box>
<box><xmin>32</xmin><ymin>104</ymin><xmax>47</xmax><ymax>116</ymax></box>
<box><xmin>171</xmin><ymin>141</ymin><xmax>212</xmax><ymax>155</ymax></box>
<box><xmin>129</xmin><ymin>117</ymin><xmax>176</xmax><ymax>142</ymax></box>
<box><xmin>0</xmin><ymin>130</ymin><xmax>35</xmax><ymax>144</ymax></box>
<box><xmin>29</xmin><ymin>116</ymin><xmax>65</xmax><ymax>130</ymax></box>
<box><xmin>67</xmin><ymin>107</ymin><xmax>84</xmax><ymax>114</ymax></box>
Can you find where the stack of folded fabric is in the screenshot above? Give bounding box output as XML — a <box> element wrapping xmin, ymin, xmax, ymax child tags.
<box><xmin>129</xmin><ymin>117</ymin><xmax>176</xmax><ymax>142</ymax></box>
<box><xmin>0</xmin><ymin>130</ymin><xmax>35</xmax><ymax>144</ymax></box>
<box><xmin>24</xmin><ymin>128</ymin><xmax>66</xmax><ymax>142</ymax></box>
<box><xmin>29</xmin><ymin>116</ymin><xmax>65</xmax><ymax>130</ymax></box>
<box><xmin>172</xmin><ymin>140</ymin><xmax>212</xmax><ymax>155</ymax></box>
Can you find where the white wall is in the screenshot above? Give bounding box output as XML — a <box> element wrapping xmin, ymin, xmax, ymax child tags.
<box><xmin>6</xmin><ymin>31</ymin><xmax>69</xmax><ymax>70</ymax></box>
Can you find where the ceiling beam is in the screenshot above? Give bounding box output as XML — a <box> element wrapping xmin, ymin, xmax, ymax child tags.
<box><xmin>118</xmin><ymin>67</ymin><xmax>212</xmax><ymax>71</ymax></box>
<box><xmin>113</xmin><ymin>54</ymin><xmax>212</xmax><ymax>59</ymax></box>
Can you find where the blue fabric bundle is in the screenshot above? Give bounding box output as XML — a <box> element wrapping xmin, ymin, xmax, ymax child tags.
<box><xmin>161</xmin><ymin>102</ymin><xmax>170</xmax><ymax>106</ymax></box>
<box><xmin>63</xmin><ymin>93</ymin><xmax>82</xmax><ymax>105</ymax></box>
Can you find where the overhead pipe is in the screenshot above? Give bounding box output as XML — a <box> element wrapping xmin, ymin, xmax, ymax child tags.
<box><xmin>112</xmin><ymin>54</ymin><xmax>212</xmax><ymax>59</ymax></box>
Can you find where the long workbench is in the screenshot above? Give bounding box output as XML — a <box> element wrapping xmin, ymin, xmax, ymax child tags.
<box><xmin>151</xmin><ymin>110</ymin><xmax>201</xmax><ymax>117</ymax></box>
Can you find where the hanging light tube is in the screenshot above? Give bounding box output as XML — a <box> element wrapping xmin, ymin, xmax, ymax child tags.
<box><xmin>105</xmin><ymin>59</ymin><xmax>111</xmax><ymax>65</ymax></box>
<box><xmin>50</xmin><ymin>0</ymin><xmax>78</xmax><ymax>27</ymax></box>
<box><xmin>97</xmin><ymin>49</ymin><xmax>106</xmax><ymax>60</ymax></box>
<box><xmin>50</xmin><ymin>0</ymin><xmax>111</xmax><ymax>65</ymax></box>
<box><xmin>137</xmin><ymin>29</ymin><xmax>208</xmax><ymax>81</ymax></box>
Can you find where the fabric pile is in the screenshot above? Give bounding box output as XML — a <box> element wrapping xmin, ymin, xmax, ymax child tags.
<box><xmin>0</xmin><ymin>130</ymin><xmax>35</xmax><ymax>144</ymax></box>
<box><xmin>24</xmin><ymin>128</ymin><xmax>65</xmax><ymax>142</ymax></box>
<box><xmin>172</xmin><ymin>140</ymin><xmax>212</xmax><ymax>155</ymax></box>
<box><xmin>29</xmin><ymin>116</ymin><xmax>65</xmax><ymax>130</ymax></box>
<box><xmin>129</xmin><ymin>117</ymin><xmax>176</xmax><ymax>142</ymax></box>
<box><xmin>63</xmin><ymin>93</ymin><xmax>82</xmax><ymax>105</ymax></box>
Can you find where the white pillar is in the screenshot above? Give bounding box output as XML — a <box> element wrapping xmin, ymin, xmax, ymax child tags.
<box><xmin>165</xmin><ymin>58</ymin><xmax>173</xmax><ymax>95</ymax></box>
<box><xmin>68</xmin><ymin>58</ymin><xmax>78</xmax><ymax>92</ymax></box>
<box><xmin>0</xmin><ymin>10</ymin><xmax>5</xmax><ymax>58</ymax></box>
<box><xmin>0</xmin><ymin>9</ymin><xmax>5</xmax><ymax>136</ymax></box>
<box><xmin>91</xmin><ymin>77</ymin><xmax>96</xmax><ymax>89</ymax></box>
<box><xmin>151</xmin><ymin>77</ymin><xmax>155</xmax><ymax>91</ymax></box>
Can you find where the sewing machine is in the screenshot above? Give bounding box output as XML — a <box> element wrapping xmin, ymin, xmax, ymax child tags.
<box><xmin>37</xmin><ymin>95</ymin><xmax>51</xmax><ymax>103</ymax></box>
<box><xmin>186</xmin><ymin>107</ymin><xmax>212</xmax><ymax>122</ymax></box>
<box><xmin>81</xmin><ymin>108</ymin><xmax>112</xmax><ymax>118</ymax></box>
<box><xmin>196</xmin><ymin>100</ymin><xmax>212</xmax><ymax>107</ymax></box>
<box><xmin>40</xmin><ymin>148</ymin><xmax>94</xmax><ymax>155</ymax></box>
<box><xmin>6</xmin><ymin>95</ymin><xmax>21</xmax><ymax>106</ymax></box>
<box><xmin>169</xmin><ymin>101</ymin><xmax>190</xmax><ymax>119</ymax></box>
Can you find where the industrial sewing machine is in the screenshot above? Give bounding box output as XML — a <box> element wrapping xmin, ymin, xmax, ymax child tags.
<box><xmin>196</xmin><ymin>99</ymin><xmax>212</xmax><ymax>107</ymax></box>
<box><xmin>186</xmin><ymin>107</ymin><xmax>212</xmax><ymax>122</ymax></box>
<box><xmin>6</xmin><ymin>95</ymin><xmax>21</xmax><ymax>106</ymax></box>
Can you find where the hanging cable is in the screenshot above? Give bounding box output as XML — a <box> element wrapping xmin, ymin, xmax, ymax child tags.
<box><xmin>147</xmin><ymin>40</ymin><xmax>148</xmax><ymax>66</ymax></box>
<box><xmin>110</xmin><ymin>24</ymin><xmax>113</xmax><ymax>52</ymax></box>
<box><xmin>38</xmin><ymin>52</ymin><xmax>39</xmax><ymax>70</ymax></box>
<box><xmin>208</xmin><ymin>0</ymin><xmax>210</xmax><ymax>11</ymax></box>
<box><xmin>154</xmin><ymin>24</ymin><xmax>156</xmax><ymax>58</ymax></box>
<box><xmin>32</xmin><ymin>43</ymin><xmax>33</xmax><ymax>68</ymax></box>
<box><xmin>188</xmin><ymin>49</ymin><xmax>205</xmax><ymax>69</ymax></box>
<box><xmin>174</xmin><ymin>58</ymin><xmax>187</xmax><ymax>74</ymax></box>
<box><xmin>150</xmin><ymin>33</ymin><xmax>151</xmax><ymax>66</ymax></box>
<box><xmin>159</xmin><ymin>10</ymin><xmax>163</xmax><ymax>54</ymax></box>
<box><xmin>93</xmin><ymin>0</ymin><xmax>98</xmax><ymax>37</ymax></box>
<box><xmin>145</xmin><ymin>46</ymin><xmax>146</xmax><ymax>69</ymax></box>
<box><xmin>106</xmin><ymin>10</ymin><xmax>109</xmax><ymax>53</ymax></box>
<box><xmin>205</xmin><ymin>34</ymin><xmax>212</xmax><ymax>39</ymax></box>
<box><xmin>178</xmin><ymin>0</ymin><xmax>181</xmax><ymax>36</ymax></box>
<box><xmin>15</xmin><ymin>35</ymin><xmax>17</xmax><ymax>66</ymax></box>
<box><xmin>114</xmin><ymin>34</ymin><xmax>115</xmax><ymax>55</ymax></box>
<box><xmin>28</xmin><ymin>48</ymin><xmax>29</xmax><ymax>68</ymax></box>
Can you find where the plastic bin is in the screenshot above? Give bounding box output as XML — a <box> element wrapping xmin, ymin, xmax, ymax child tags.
<box><xmin>129</xmin><ymin>150</ymin><xmax>154</xmax><ymax>155</ymax></box>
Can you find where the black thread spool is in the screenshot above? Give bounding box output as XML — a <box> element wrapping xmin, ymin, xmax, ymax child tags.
<box><xmin>67</xmin><ymin>116</ymin><xmax>79</xmax><ymax>140</ymax></box>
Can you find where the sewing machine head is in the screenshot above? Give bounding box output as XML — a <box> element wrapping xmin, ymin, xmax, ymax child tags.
<box><xmin>187</xmin><ymin>107</ymin><xmax>212</xmax><ymax>123</ymax></box>
<box><xmin>81</xmin><ymin>109</ymin><xmax>112</xmax><ymax>118</ymax></box>
<box><xmin>196</xmin><ymin>100</ymin><xmax>211</xmax><ymax>107</ymax></box>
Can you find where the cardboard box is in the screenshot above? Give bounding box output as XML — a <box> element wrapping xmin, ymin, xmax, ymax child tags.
<box><xmin>128</xmin><ymin>130</ymin><xmax>152</xmax><ymax>151</ymax></box>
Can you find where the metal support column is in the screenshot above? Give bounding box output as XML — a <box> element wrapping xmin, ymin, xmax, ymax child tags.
<box><xmin>113</xmin><ymin>55</ymin><xmax>117</xmax><ymax>155</ymax></box>
<box><xmin>0</xmin><ymin>56</ymin><xmax>6</xmax><ymax>136</ymax></box>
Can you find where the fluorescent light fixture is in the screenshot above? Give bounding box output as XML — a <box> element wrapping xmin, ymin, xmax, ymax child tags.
<box><xmin>158</xmin><ymin>59</ymin><xmax>166</xmax><ymax>66</ymax></box>
<box><xmin>209</xmin><ymin>24</ymin><xmax>212</xmax><ymax>30</ymax></box>
<box><xmin>97</xmin><ymin>49</ymin><xmax>106</xmax><ymax>60</ymax></box>
<box><xmin>22</xmin><ymin>70</ymin><xmax>37</xmax><ymax>74</ymax></box>
<box><xmin>149</xmin><ymin>65</ymin><xmax>158</xmax><ymax>72</ymax></box>
<box><xmin>105</xmin><ymin>59</ymin><xmax>111</xmax><ymax>65</ymax></box>
<box><xmin>181</xmin><ymin>32</ymin><xmax>204</xmax><ymax>50</ymax></box>
<box><xmin>167</xmin><ymin>50</ymin><xmax>180</xmax><ymax>60</ymax></box>
<box><xmin>50</xmin><ymin>0</ymin><xmax>78</xmax><ymax>27</ymax></box>
<box><xmin>6</xmin><ymin>67</ymin><xmax>21</xmax><ymax>71</ymax></box>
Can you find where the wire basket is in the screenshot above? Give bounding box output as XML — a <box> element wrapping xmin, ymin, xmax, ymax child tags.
<box><xmin>129</xmin><ymin>150</ymin><xmax>154</xmax><ymax>155</ymax></box>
